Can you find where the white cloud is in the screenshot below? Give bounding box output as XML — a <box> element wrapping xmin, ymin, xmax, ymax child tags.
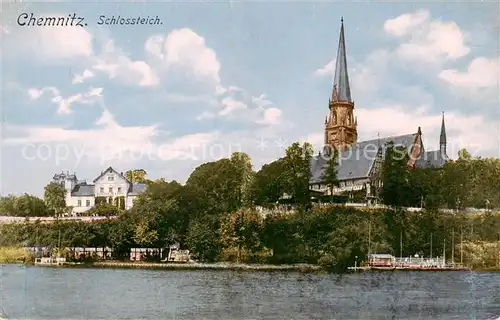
<box><xmin>92</xmin><ymin>40</ymin><xmax>159</xmax><ymax>87</ymax></box>
<box><xmin>256</xmin><ymin>108</ymin><xmax>282</xmax><ymax>125</ymax></box>
<box><xmin>384</xmin><ymin>10</ymin><xmax>430</xmax><ymax>37</ymax></box>
<box><xmin>305</xmin><ymin>105</ymin><xmax>498</xmax><ymax>159</ymax></box>
<box><xmin>219</xmin><ymin>96</ymin><xmax>247</xmax><ymax>116</ymax></box>
<box><xmin>314</xmin><ymin>58</ymin><xmax>336</xmax><ymax>77</ymax></box>
<box><xmin>439</xmin><ymin>57</ymin><xmax>500</xmax><ymax>88</ymax></box>
<box><xmin>4</xmin><ymin>107</ymin><xmax>220</xmax><ymax>166</ymax></box>
<box><xmin>384</xmin><ymin>10</ymin><xmax>470</xmax><ymax>63</ymax></box>
<box><xmin>252</xmin><ymin>94</ymin><xmax>273</xmax><ymax>108</ymax></box>
<box><xmin>28</xmin><ymin>87</ymin><xmax>60</xmax><ymax>100</ymax></box>
<box><xmin>3</xmin><ymin>13</ymin><xmax>93</xmax><ymax>62</ymax></box>
<box><xmin>72</xmin><ymin>69</ymin><xmax>94</xmax><ymax>84</ymax></box>
<box><xmin>28</xmin><ymin>86</ymin><xmax>103</xmax><ymax>114</ymax></box>
<box><xmin>215</xmin><ymin>85</ymin><xmax>243</xmax><ymax>96</ymax></box>
<box><xmin>145</xmin><ymin>28</ymin><xmax>221</xmax><ymax>83</ymax></box>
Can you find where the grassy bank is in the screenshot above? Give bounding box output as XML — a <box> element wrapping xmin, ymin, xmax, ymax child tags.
<box><xmin>0</xmin><ymin>246</ymin><xmax>31</xmax><ymax>264</ymax></box>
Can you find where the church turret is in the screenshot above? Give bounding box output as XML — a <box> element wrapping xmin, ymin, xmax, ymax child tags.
<box><xmin>324</xmin><ymin>17</ymin><xmax>358</xmax><ymax>152</ymax></box>
<box><xmin>440</xmin><ymin>112</ymin><xmax>447</xmax><ymax>157</ymax></box>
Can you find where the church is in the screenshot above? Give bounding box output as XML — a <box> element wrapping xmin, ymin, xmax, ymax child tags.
<box><xmin>309</xmin><ymin>19</ymin><xmax>449</xmax><ymax>203</ymax></box>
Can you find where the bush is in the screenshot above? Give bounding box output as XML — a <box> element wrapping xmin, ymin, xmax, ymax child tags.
<box><xmin>317</xmin><ymin>253</ymin><xmax>337</xmax><ymax>268</ymax></box>
<box><xmin>0</xmin><ymin>246</ymin><xmax>32</xmax><ymax>263</ymax></box>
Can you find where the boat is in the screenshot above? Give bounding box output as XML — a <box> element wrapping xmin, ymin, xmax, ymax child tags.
<box><xmin>34</xmin><ymin>256</ymin><xmax>66</xmax><ymax>267</ymax></box>
<box><xmin>349</xmin><ymin>225</ymin><xmax>471</xmax><ymax>272</ymax></box>
<box><xmin>349</xmin><ymin>253</ymin><xmax>471</xmax><ymax>272</ymax></box>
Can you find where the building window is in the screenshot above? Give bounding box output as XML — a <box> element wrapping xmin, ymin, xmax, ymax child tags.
<box><xmin>109</xmin><ymin>187</ymin><xmax>113</xmax><ymax>193</ymax></box>
<box><xmin>118</xmin><ymin>187</ymin><xmax>122</xmax><ymax>192</ymax></box>
<box><xmin>108</xmin><ymin>176</ymin><xmax>114</xmax><ymax>181</ymax></box>
<box><xmin>100</xmin><ymin>187</ymin><xmax>104</xmax><ymax>193</ymax></box>
<box><xmin>86</xmin><ymin>200</ymin><xmax>90</xmax><ymax>207</ymax></box>
<box><xmin>77</xmin><ymin>200</ymin><xmax>81</xmax><ymax>207</ymax></box>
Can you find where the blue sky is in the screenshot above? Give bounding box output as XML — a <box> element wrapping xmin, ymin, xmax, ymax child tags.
<box><xmin>1</xmin><ymin>1</ymin><xmax>499</xmax><ymax>196</ymax></box>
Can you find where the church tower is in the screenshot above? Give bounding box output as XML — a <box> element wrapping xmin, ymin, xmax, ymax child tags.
<box><xmin>324</xmin><ymin>18</ymin><xmax>357</xmax><ymax>152</ymax></box>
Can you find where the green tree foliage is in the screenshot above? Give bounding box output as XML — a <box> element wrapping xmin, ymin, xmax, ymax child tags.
<box><xmin>186</xmin><ymin>215</ymin><xmax>222</xmax><ymax>262</ymax></box>
<box><xmin>125</xmin><ymin>169</ymin><xmax>148</xmax><ymax>183</ymax></box>
<box><xmin>186</xmin><ymin>158</ymin><xmax>242</xmax><ymax>214</ymax></box>
<box><xmin>43</xmin><ymin>182</ymin><xmax>67</xmax><ymax>217</ymax></box>
<box><xmin>83</xmin><ymin>203</ymin><xmax>121</xmax><ymax>217</ymax></box>
<box><xmin>381</xmin><ymin>143</ymin><xmax>412</xmax><ymax>207</ymax></box>
<box><xmin>322</xmin><ymin>147</ymin><xmax>339</xmax><ymax>196</ymax></box>
<box><xmin>130</xmin><ymin>179</ymin><xmax>184</xmax><ymax>247</ymax></box>
<box><xmin>220</xmin><ymin>208</ymin><xmax>263</xmax><ymax>261</ymax></box>
<box><xmin>5</xmin><ymin>141</ymin><xmax>500</xmax><ymax>271</ymax></box>
<box><xmin>230</xmin><ymin>152</ymin><xmax>255</xmax><ymax>206</ymax></box>
<box><xmin>283</xmin><ymin>142</ymin><xmax>313</xmax><ymax>205</ymax></box>
<box><xmin>0</xmin><ymin>194</ymin><xmax>50</xmax><ymax>217</ymax></box>
<box><xmin>250</xmin><ymin>158</ymin><xmax>289</xmax><ymax>205</ymax></box>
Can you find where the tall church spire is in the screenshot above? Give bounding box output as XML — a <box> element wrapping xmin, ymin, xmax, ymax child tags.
<box><xmin>440</xmin><ymin>112</ymin><xmax>447</xmax><ymax>156</ymax></box>
<box><xmin>324</xmin><ymin>17</ymin><xmax>357</xmax><ymax>152</ymax></box>
<box><xmin>332</xmin><ymin>18</ymin><xmax>352</xmax><ymax>103</ymax></box>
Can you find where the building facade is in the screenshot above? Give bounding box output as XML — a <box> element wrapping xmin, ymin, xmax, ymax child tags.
<box><xmin>310</xmin><ymin>19</ymin><xmax>449</xmax><ymax>202</ymax></box>
<box><xmin>53</xmin><ymin>167</ymin><xmax>147</xmax><ymax>215</ymax></box>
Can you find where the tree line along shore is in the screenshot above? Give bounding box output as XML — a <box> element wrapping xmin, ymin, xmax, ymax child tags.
<box><xmin>0</xmin><ymin>143</ymin><xmax>499</xmax><ymax>272</ymax></box>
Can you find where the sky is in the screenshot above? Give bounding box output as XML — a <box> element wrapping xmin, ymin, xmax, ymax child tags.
<box><xmin>1</xmin><ymin>0</ymin><xmax>499</xmax><ymax>196</ymax></box>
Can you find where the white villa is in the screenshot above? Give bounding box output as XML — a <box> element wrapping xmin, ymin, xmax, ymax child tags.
<box><xmin>52</xmin><ymin>167</ymin><xmax>147</xmax><ymax>215</ymax></box>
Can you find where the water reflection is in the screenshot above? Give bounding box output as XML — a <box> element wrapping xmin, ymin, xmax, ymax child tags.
<box><xmin>1</xmin><ymin>265</ymin><xmax>499</xmax><ymax>320</ymax></box>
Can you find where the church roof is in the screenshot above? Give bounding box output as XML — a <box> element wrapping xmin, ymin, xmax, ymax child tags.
<box><xmin>332</xmin><ymin>18</ymin><xmax>352</xmax><ymax>103</ymax></box>
<box><xmin>415</xmin><ymin>150</ymin><xmax>448</xmax><ymax>169</ymax></box>
<box><xmin>310</xmin><ymin>133</ymin><xmax>418</xmax><ymax>183</ymax></box>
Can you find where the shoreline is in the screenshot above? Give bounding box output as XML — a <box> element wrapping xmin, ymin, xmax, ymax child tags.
<box><xmin>19</xmin><ymin>260</ymin><xmax>499</xmax><ymax>273</ymax></box>
<box><xmin>60</xmin><ymin>261</ymin><xmax>324</xmax><ymax>272</ymax></box>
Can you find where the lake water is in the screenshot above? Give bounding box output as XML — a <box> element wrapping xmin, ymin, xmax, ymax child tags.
<box><xmin>1</xmin><ymin>264</ymin><xmax>499</xmax><ymax>319</ymax></box>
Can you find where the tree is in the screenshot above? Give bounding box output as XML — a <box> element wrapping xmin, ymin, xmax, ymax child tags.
<box><xmin>250</xmin><ymin>158</ymin><xmax>289</xmax><ymax>205</ymax></box>
<box><xmin>0</xmin><ymin>194</ymin><xmax>50</xmax><ymax>217</ymax></box>
<box><xmin>43</xmin><ymin>182</ymin><xmax>67</xmax><ymax>217</ymax></box>
<box><xmin>0</xmin><ymin>195</ymin><xmax>17</xmax><ymax>216</ymax></box>
<box><xmin>407</xmin><ymin>168</ymin><xmax>443</xmax><ymax>209</ymax></box>
<box><xmin>440</xmin><ymin>151</ymin><xmax>473</xmax><ymax>209</ymax></box>
<box><xmin>186</xmin><ymin>159</ymin><xmax>242</xmax><ymax>214</ymax></box>
<box><xmin>322</xmin><ymin>147</ymin><xmax>339</xmax><ymax>196</ymax></box>
<box><xmin>230</xmin><ymin>152</ymin><xmax>255</xmax><ymax>207</ymax></box>
<box><xmin>283</xmin><ymin>142</ymin><xmax>313</xmax><ymax>205</ymax></box>
<box><xmin>125</xmin><ymin>169</ymin><xmax>148</xmax><ymax>183</ymax></box>
<box><xmin>185</xmin><ymin>215</ymin><xmax>222</xmax><ymax>262</ymax></box>
<box><xmin>220</xmin><ymin>208</ymin><xmax>263</xmax><ymax>262</ymax></box>
<box><xmin>381</xmin><ymin>143</ymin><xmax>412</xmax><ymax>207</ymax></box>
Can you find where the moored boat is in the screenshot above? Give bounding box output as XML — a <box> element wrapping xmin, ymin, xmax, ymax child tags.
<box><xmin>349</xmin><ymin>253</ymin><xmax>471</xmax><ymax>272</ymax></box>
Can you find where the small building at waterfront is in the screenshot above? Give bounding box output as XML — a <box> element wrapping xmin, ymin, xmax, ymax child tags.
<box><xmin>52</xmin><ymin>166</ymin><xmax>147</xmax><ymax>216</ymax></box>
